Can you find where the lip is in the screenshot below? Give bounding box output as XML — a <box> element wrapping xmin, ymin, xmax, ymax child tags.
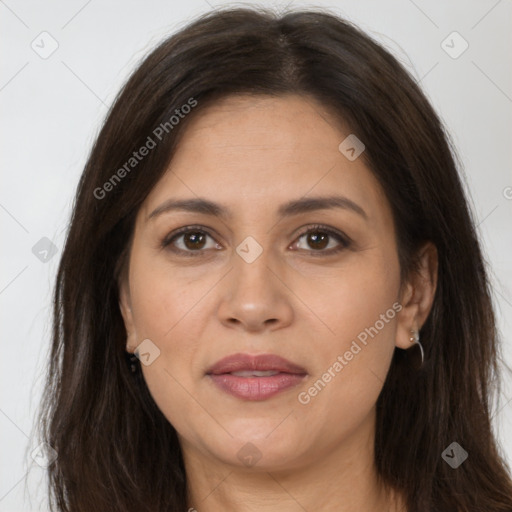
<box><xmin>207</xmin><ymin>353</ymin><xmax>307</xmax><ymax>375</ymax></box>
<box><xmin>206</xmin><ymin>353</ymin><xmax>307</xmax><ymax>401</ymax></box>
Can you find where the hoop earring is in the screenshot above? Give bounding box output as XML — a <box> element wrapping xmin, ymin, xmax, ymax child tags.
<box><xmin>407</xmin><ymin>328</ymin><xmax>424</xmax><ymax>370</ymax></box>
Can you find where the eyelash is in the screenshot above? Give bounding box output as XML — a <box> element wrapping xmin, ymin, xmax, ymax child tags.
<box><xmin>161</xmin><ymin>224</ymin><xmax>351</xmax><ymax>258</ymax></box>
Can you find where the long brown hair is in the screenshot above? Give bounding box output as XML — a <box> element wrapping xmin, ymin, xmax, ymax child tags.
<box><xmin>37</xmin><ymin>6</ymin><xmax>512</xmax><ymax>511</ymax></box>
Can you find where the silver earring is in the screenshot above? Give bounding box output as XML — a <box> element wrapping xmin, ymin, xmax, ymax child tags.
<box><xmin>407</xmin><ymin>329</ymin><xmax>424</xmax><ymax>369</ymax></box>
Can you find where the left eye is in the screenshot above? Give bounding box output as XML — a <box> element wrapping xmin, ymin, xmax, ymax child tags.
<box><xmin>162</xmin><ymin>225</ymin><xmax>350</xmax><ymax>256</ymax></box>
<box><xmin>293</xmin><ymin>227</ymin><xmax>349</xmax><ymax>254</ymax></box>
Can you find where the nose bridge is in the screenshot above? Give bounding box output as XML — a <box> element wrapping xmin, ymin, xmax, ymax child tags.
<box><xmin>231</xmin><ymin>233</ymin><xmax>277</xmax><ymax>297</ymax></box>
<box><xmin>216</xmin><ymin>232</ymin><xmax>293</xmax><ymax>331</ymax></box>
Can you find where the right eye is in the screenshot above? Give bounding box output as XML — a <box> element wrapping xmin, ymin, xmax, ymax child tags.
<box><xmin>161</xmin><ymin>226</ymin><xmax>222</xmax><ymax>257</ymax></box>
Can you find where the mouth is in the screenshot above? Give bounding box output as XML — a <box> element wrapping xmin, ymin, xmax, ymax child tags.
<box><xmin>206</xmin><ymin>353</ymin><xmax>307</xmax><ymax>401</ymax></box>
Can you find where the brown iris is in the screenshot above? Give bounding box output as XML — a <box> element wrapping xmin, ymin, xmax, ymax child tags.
<box><xmin>306</xmin><ymin>232</ymin><xmax>329</xmax><ymax>250</ymax></box>
<box><xmin>183</xmin><ymin>231</ymin><xmax>207</xmax><ymax>250</ymax></box>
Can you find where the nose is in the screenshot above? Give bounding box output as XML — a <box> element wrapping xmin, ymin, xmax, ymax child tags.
<box><xmin>216</xmin><ymin>247</ymin><xmax>294</xmax><ymax>333</ymax></box>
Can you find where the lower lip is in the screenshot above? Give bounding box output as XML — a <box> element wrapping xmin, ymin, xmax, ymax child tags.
<box><xmin>208</xmin><ymin>373</ymin><xmax>306</xmax><ymax>401</ymax></box>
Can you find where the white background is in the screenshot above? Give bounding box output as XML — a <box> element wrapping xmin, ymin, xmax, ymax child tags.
<box><xmin>1</xmin><ymin>0</ymin><xmax>511</xmax><ymax>510</ymax></box>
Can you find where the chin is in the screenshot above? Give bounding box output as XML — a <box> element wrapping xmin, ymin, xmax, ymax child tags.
<box><xmin>211</xmin><ymin>425</ymin><xmax>306</xmax><ymax>470</ymax></box>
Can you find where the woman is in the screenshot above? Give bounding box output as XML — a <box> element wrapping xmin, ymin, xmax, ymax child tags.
<box><xmin>37</xmin><ymin>6</ymin><xmax>512</xmax><ymax>511</ymax></box>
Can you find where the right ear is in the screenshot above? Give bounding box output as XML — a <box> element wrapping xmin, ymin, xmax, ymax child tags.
<box><xmin>118</xmin><ymin>278</ymin><xmax>137</xmax><ymax>353</ymax></box>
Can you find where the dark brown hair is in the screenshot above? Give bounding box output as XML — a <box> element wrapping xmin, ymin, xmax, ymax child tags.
<box><xmin>37</xmin><ymin>6</ymin><xmax>512</xmax><ymax>511</ymax></box>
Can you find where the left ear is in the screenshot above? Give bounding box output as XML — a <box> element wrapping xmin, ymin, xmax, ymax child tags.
<box><xmin>395</xmin><ymin>241</ymin><xmax>438</xmax><ymax>349</ymax></box>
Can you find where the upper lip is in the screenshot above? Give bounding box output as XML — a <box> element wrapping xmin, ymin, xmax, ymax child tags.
<box><xmin>206</xmin><ymin>353</ymin><xmax>307</xmax><ymax>375</ymax></box>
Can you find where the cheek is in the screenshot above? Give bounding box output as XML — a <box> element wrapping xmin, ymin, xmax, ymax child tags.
<box><xmin>126</xmin><ymin>251</ymin><xmax>218</xmax><ymax>426</ymax></box>
<box><xmin>295</xmin><ymin>251</ymin><xmax>401</xmax><ymax>433</ymax></box>
<box><xmin>293</xmin><ymin>247</ymin><xmax>400</xmax><ymax>356</ymax></box>
<box><xmin>332</xmin><ymin>264</ymin><xmax>399</xmax><ymax>354</ymax></box>
<box><xmin>128</xmin><ymin>246</ymin><xmax>217</xmax><ymax>340</ymax></box>
<box><xmin>128</xmin><ymin>268</ymin><xmax>204</xmax><ymax>379</ymax></box>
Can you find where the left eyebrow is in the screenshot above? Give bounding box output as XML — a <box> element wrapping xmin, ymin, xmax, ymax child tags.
<box><xmin>147</xmin><ymin>195</ymin><xmax>368</xmax><ymax>222</ymax></box>
<box><xmin>277</xmin><ymin>195</ymin><xmax>368</xmax><ymax>220</ymax></box>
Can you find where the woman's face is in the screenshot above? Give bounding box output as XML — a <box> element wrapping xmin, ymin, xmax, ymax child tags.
<box><xmin>119</xmin><ymin>94</ymin><xmax>420</xmax><ymax>471</ymax></box>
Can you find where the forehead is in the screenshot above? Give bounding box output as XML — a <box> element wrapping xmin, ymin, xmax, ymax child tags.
<box><xmin>139</xmin><ymin>94</ymin><xmax>391</xmax><ymax>226</ymax></box>
<box><xmin>174</xmin><ymin>93</ymin><xmax>350</xmax><ymax>159</ymax></box>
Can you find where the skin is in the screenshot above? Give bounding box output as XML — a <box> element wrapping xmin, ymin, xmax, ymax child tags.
<box><xmin>119</xmin><ymin>94</ymin><xmax>437</xmax><ymax>511</ymax></box>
